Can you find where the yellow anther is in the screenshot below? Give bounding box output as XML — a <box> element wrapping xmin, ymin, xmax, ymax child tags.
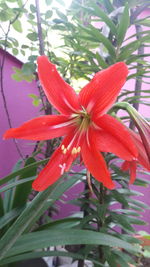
<box><xmin>61</xmin><ymin>145</ymin><xmax>65</xmax><ymax>150</ymax></box>
<box><xmin>77</xmin><ymin>146</ymin><xmax>81</xmax><ymax>153</ymax></box>
<box><xmin>63</xmin><ymin>148</ymin><xmax>67</xmax><ymax>154</ymax></box>
<box><xmin>71</xmin><ymin>147</ymin><xmax>77</xmax><ymax>155</ymax></box>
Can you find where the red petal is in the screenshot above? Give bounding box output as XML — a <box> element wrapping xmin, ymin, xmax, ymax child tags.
<box><xmin>121</xmin><ymin>161</ymin><xmax>137</xmax><ymax>184</ymax></box>
<box><xmin>4</xmin><ymin>115</ymin><xmax>73</xmax><ymax>140</ymax></box>
<box><xmin>38</xmin><ymin>56</ymin><xmax>80</xmax><ymax>114</ymax></box>
<box><xmin>32</xmin><ymin>131</ymin><xmax>79</xmax><ymax>191</ymax></box>
<box><xmin>129</xmin><ymin>131</ymin><xmax>150</xmax><ymax>171</ymax></box>
<box><xmin>79</xmin><ymin>62</ymin><xmax>128</xmax><ymax>117</ymax></box>
<box><xmin>121</xmin><ymin>161</ymin><xmax>130</xmax><ymax>171</ymax></box>
<box><xmin>94</xmin><ymin>114</ymin><xmax>138</xmax><ymax>160</ymax></box>
<box><xmin>81</xmin><ymin>138</ymin><xmax>115</xmax><ymax>190</ymax></box>
<box><xmin>129</xmin><ymin>161</ymin><xmax>137</xmax><ymax>184</ymax></box>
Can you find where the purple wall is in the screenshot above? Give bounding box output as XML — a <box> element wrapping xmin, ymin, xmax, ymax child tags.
<box><xmin>0</xmin><ymin>49</ymin><xmax>40</xmax><ymax>177</ymax></box>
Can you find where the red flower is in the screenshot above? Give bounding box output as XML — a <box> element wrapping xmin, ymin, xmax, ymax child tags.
<box><xmin>122</xmin><ymin>130</ymin><xmax>150</xmax><ymax>184</ymax></box>
<box><xmin>4</xmin><ymin>56</ymin><xmax>138</xmax><ymax>191</ymax></box>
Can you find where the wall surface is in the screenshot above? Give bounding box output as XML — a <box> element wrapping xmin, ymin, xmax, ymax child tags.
<box><xmin>0</xmin><ymin>49</ymin><xmax>40</xmax><ymax>177</ymax></box>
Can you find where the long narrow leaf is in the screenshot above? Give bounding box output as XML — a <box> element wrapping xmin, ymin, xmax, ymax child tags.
<box><xmin>12</xmin><ymin>157</ymin><xmax>37</xmax><ymax>209</ymax></box>
<box><xmin>117</xmin><ymin>4</ymin><xmax>129</xmax><ymax>46</ymax></box>
<box><xmin>3</xmin><ymin>160</ymin><xmax>23</xmax><ymax>213</ymax></box>
<box><xmin>0</xmin><ymin>177</ymin><xmax>35</xmax><ymax>193</ymax></box>
<box><xmin>0</xmin><ymin>158</ymin><xmax>49</xmax><ymax>186</ymax></box>
<box><xmin>5</xmin><ymin>229</ymin><xmax>139</xmax><ymax>258</ymax></box>
<box><xmin>0</xmin><ymin>207</ymin><xmax>25</xmax><ymax>230</ymax></box>
<box><xmin>0</xmin><ymin>251</ymin><xmax>103</xmax><ymax>266</ymax></box>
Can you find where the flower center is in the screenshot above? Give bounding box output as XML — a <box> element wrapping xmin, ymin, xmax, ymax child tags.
<box><xmin>75</xmin><ymin>110</ymin><xmax>91</xmax><ymax>132</ymax></box>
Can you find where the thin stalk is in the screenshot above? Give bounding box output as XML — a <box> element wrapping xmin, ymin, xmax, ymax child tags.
<box><xmin>35</xmin><ymin>0</ymin><xmax>45</xmax><ymax>55</ymax></box>
<box><xmin>77</xmin><ymin>171</ymin><xmax>91</xmax><ymax>267</ymax></box>
<box><xmin>0</xmin><ymin>24</ymin><xmax>24</xmax><ymax>160</ymax></box>
<box><xmin>129</xmin><ymin>24</ymin><xmax>144</xmax><ymax>129</ymax></box>
<box><xmin>98</xmin><ymin>183</ymin><xmax>105</xmax><ymax>263</ymax></box>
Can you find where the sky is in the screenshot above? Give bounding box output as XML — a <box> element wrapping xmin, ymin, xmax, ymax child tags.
<box><xmin>1</xmin><ymin>0</ymin><xmax>72</xmax><ymax>62</ymax></box>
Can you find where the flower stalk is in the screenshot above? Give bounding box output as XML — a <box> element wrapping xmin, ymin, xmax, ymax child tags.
<box><xmin>112</xmin><ymin>102</ymin><xmax>150</xmax><ymax>164</ymax></box>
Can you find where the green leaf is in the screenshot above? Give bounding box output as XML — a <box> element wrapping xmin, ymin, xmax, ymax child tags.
<box><xmin>136</xmin><ymin>18</ymin><xmax>150</xmax><ymax>27</ymax></box>
<box><xmin>111</xmin><ymin>213</ymin><xmax>135</xmax><ymax>232</ymax></box>
<box><xmin>117</xmin><ymin>189</ymin><xmax>143</xmax><ymax>196</ymax></box>
<box><xmin>127</xmin><ymin>217</ymin><xmax>147</xmax><ymax>226</ymax></box>
<box><xmin>56</xmin><ymin>9</ymin><xmax>68</xmax><ymax>21</ymax></box>
<box><xmin>0</xmin><ymin>158</ymin><xmax>48</xmax><ymax>186</ymax></box>
<box><xmin>114</xmin><ymin>209</ymin><xmax>141</xmax><ymax>217</ymax></box>
<box><xmin>111</xmin><ymin>190</ymin><xmax>129</xmax><ymax>207</ymax></box>
<box><xmin>127</xmin><ymin>198</ymin><xmax>150</xmax><ymax>209</ymax></box>
<box><xmin>55</xmin><ymin>0</ymin><xmax>64</xmax><ymax>5</ymax></box>
<box><xmin>12</xmin><ymin>48</ymin><xmax>18</xmax><ymax>55</ymax></box>
<box><xmin>0</xmin><ymin>195</ymin><xmax>4</xmax><ymax>217</ymax></box>
<box><xmin>0</xmin><ymin>251</ymin><xmax>103</xmax><ymax>266</ymax></box>
<box><xmin>90</xmin><ymin>2</ymin><xmax>117</xmax><ymax>36</ymax></box>
<box><xmin>45</xmin><ymin>0</ymin><xmax>53</xmax><ymax>5</ymax></box>
<box><xmin>12</xmin><ymin>20</ymin><xmax>23</xmax><ymax>33</ymax></box>
<box><xmin>28</xmin><ymin>93</ymin><xmax>41</xmax><ymax>106</ymax></box>
<box><xmin>30</xmin><ymin>4</ymin><xmax>36</xmax><ymax>13</ymax></box>
<box><xmin>21</xmin><ymin>62</ymin><xmax>36</xmax><ymax>75</ymax></box>
<box><xmin>0</xmin><ymin>207</ymin><xmax>25</xmax><ymax>230</ymax></box>
<box><xmin>102</xmin><ymin>0</ymin><xmax>114</xmax><ymax>13</ymax></box>
<box><xmin>0</xmin><ymin>177</ymin><xmax>35</xmax><ymax>194</ymax></box>
<box><xmin>27</xmin><ymin>32</ymin><xmax>38</xmax><ymax>41</ymax></box>
<box><xmin>0</xmin><ymin>176</ymin><xmax>78</xmax><ymax>260</ymax></box>
<box><xmin>3</xmin><ymin>160</ymin><xmax>23</xmax><ymax>213</ymax></box>
<box><xmin>45</xmin><ymin>10</ymin><xmax>53</xmax><ymax>19</ymax></box>
<box><xmin>79</xmin><ymin>25</ymin><xmax>116</xmax><ymax>58</ymax></box>
<box><xmin>11</xmin><ymin>67</ymin><xmax>35</xmax><ymax>83</ymax></box>
<box><xmin>113</xmin><ymin>250</ymin><xmax>134</xmax><ymax>267</ymax></box>
<box><xmin>4</xmin><ymin>229</ymin><xmax>139</xmax><ymax>258</ymax></box>
<box><xmin>36</xmin><ymin>217</ymin><xmax>81</xmax><ymax>231</ymax></box>
<box><xmin>95</xmin><ymin>52</ymin><xmax>108</xmax><ymax>68</ymax></box>
<box><xmin>117</xmin><ymin>4</ymin><xmax>130</xmax><ymax>46</ymax></box>
<box><xmin>12</xmin><ymin>157</ymin><xmax>37</xmax><ymax>209</ymax></box>
<box><xmin>33</xmin><ymin>99</ymin><xmax>40</xmax><ymax>106</ymax></box>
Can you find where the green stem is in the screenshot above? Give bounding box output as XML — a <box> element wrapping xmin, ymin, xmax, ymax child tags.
<box><xmin>77</xmin><ymin>171</ymin><xmax>91</xmax><ymax>267</ymax></box>
<box><xmin>98</xmin><ymin>183</ymin><xmax>105</xmax><ymax>263</ymax></box>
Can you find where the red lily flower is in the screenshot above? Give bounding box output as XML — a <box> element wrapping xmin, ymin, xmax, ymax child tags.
<box><xmin>122</xmin><ymin>130</ymin><xmax>150</xmax><ymax>184</ymax></box>
<box><xmin>4</xmin><ymin>56</ymin><xmax>138</xmax><ymax>191</ymax></box>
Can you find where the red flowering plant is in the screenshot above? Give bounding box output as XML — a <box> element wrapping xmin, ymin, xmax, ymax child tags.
<box><xmin>4</xmin><ymin>56</ymin><xmax>138</xmax><ymax>191</ymax></box>
<box><xmin>1</xmin><ymin>1</ymin><xmax>150</xmax><ymax>266</ymax></box>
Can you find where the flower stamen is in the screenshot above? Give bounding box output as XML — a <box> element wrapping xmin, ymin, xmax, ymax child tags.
<box><xmin>71</xmin><ymin>146</ymin><xmax>81</xmax><ymax>155</ymax></box>
<box><xmin>59</xmin><ymin>163</ymin><xmax>66</xmax><ymax>175</ymax></box>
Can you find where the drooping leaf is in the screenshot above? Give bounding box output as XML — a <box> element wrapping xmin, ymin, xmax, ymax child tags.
<box><xmin>12</xmin><ymin>157</ymin><xmax>37</xmax><ymax>209</ymax></box>
<box><xmin>4</xmin><ymin>229</ymin><xmax>139</xmax><ymax>258</ymax></box>
<box><xmin>0</xmin><ymin>250</ymin><xmax>103</xmax><ymax>266</ymax></box>
<box><xmin>0</xmin><ymin>158</ymin><xmax>48</xmax><ymax>186</ymax></box>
